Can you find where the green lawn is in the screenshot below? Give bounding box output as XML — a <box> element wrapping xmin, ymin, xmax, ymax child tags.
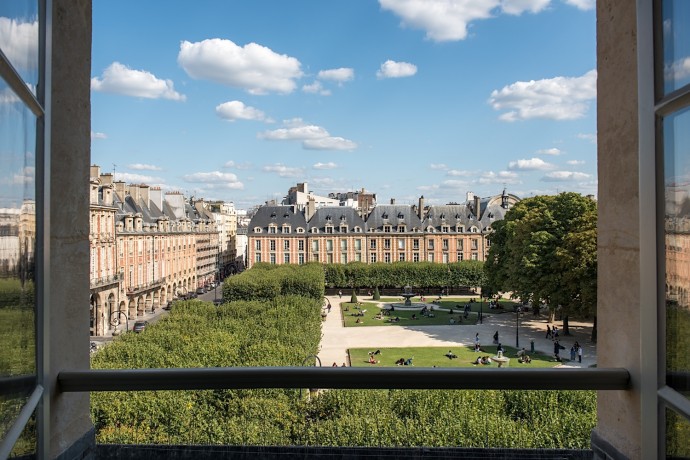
<box><xmin>349</xmin><ymin>345</ymin><xmax>562</xmax><ymax>368</ymax></box>
<box><xmin>342</xmin><ymin>302</ymin><xmax>481</xmax><ymax>327</ymax></box>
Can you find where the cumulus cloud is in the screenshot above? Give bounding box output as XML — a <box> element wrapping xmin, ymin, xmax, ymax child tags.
<box><xmin>537</xmin><ymin>147</ymin><xmax>562</xmax><ymax>156</ymax></box>
<box><xmin>477</xmin><ymin>170</ymin><xmax>521</xmax><ymax>185</ymax></box>
<box><xmin>447</xmin><ymin>169</ymin><xmax>474</xmax><ymax>177</ymax></box>
<box><xmin>0</xmin><ymin>17</ymin><xmax>38</xmax><ymax>71</ymax></box>
<box><xmin>376</xmin><ymin>60</ymin><xmax>418</xmax><ymax>79</ymax></box>
<box><xmin>665</xmin><ymin>57</ymin><xmax>690</xmax><ymax>83</ymax></box>
<box><xmin>215</xmin><ymin>100</ymin><xmax>271</xmax><ymax>122</ymax></box>
<box><xmin>114</xmin><ymin>172</ymin><xmax>165</xmax><ymax>184</ymax></box>
<box><xmin>3</xmin><ymin>166</ymin><xmax>35</xmax><ymax>186</ymax></box>
<box><xmin>541</xmin><ymin>171</ymin><xmax>592</xmax><ymax>182</ymax></box>
<box><xmin>440</xmin><ymin>179</ymin><xmax>470</xmax><ymax>189</ymax></box>
<box><xmin>313</xmin><ymin>162</ymin><xmax>338</xmax><ymax>170</ymax></box>
<box><xmin>501</xmin><ymin>0</ymin><xmax>551</xmax><ymax>15</ymax></box>
<box><xmin>262</xmin><ymin>164</ymin><xmax>304</xmax><ymax>178</ymax></box>
<box><xmin>508</xmin><ymin>157</ymin><xmax>555</xmax><ymax>171</ymax></box>
<box><xmin>566</xmin><ymin>160</ymin><xmax>585</xmax><ymax>166</ymax></box>
<box><xmin>91</xmin><ymin>62</ymin><xmax>186</xmax><ymax>101</ymax></box>
<box><xmin>224</xmin><ymin>160</ymin><xmax>253</xmax><ymax>170</ymax></box>
<box><xmin>417</xmin><ymin>184</ymin><xmax>441</xmax><ymax>192</ymax></box>
<box><xmin>488</xmin><ymin>70</ymin><xmax>597</xmax><ymax>121</ymax></box>
<box><xmin>302</xmin><ymin>81</ymin><xmax>331</xmax><ymax>95</ymax></box>
<box><xmin>578</xmin><ymin>133</ymin><xmax>597</xmax><ymax>143</ymax></box>
<box><xmin>127</xmin><ymin>164</ymin><xmax>161</xmax><ymax>171</ymax></box>
<box><xmin>258</xmin><ymin>118</ymin><xmax>357</xmax><ymax>151</ymax></box>
<box><xmin>317</xmin><ymin>68</ymin><xmax>354</xmax><ymax>83</ymax></box>
<box><xmin>182</xmin><ymin>171</ymin><xmax>244</xmax><ymax>189</ymax></box>
<box><xmin>178</xmin><ymin>38</ymin><xmax>303</xmax><ymax>95</ymax></box>
<box><xmin>563</xmin><ymin>0</ymin><xmax>595</xmax><ymax>10</ymax></box>
<box><xmin>91</xmin><ymin>131</ymin><xmax>107</xmax><ymax>140</ymax></box>
<box><xmin>430</xmin><ymin>163</ymin><xmax>448</xmax><ymax>170</ymax></box>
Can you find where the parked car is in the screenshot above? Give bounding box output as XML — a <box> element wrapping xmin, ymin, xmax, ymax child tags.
<box><xmin>196</xmin><ymin>287</ymin><xmax>205</xmax><ymax>295</ymax></box>
<box><xmin>133</xmin><ymin>320</ymin><xmax>148</xmax><ymax>333</ymax></box>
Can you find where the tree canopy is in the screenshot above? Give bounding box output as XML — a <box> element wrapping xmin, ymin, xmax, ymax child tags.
<box><xmin>484</xmin><ymin>193</ymin><xmax>597</xmax><ymax>319</ymax></box>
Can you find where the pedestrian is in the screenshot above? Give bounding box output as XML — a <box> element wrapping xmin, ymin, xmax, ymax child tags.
<box><xmin>546</xmin><ymin>324</ymin><xmax>552</xmax><ymax>339</ymax></box>
<box><xmin>327</xmin><ymin>302</ymin><xmax>331</xmax><ymax>313</ymax></box>
<box><xmin>576</xmin><ymin>342</ymin><xmax>583</xmax><ymax>363</ymax></box>
<box><xmin>570</xmin><ymin>345</ymin><xmax>576</xmax><ymax>361</ymax></box>
<box><xmin>554</xmin><ymin>340</ymin><xmax>565</xmax><ymax>361</ymax></box>
<box><xmin>338</xmin><ymin>290</ymin><xmax>342</xmax><ymax>298</ymax></box>
<box><xmin>553</xmin><ymin>325</ymin><xmax>559</xmax><ymax>338</ymax></box>
<box><xmin>475</xmin><ymin>333</ymin><xmax>480</xmax><ymax>346</ymax></box>
<box><xmin>493</xmin><ymin>330</ymin><xmax>499</xmax><ymax>344</ymax></box>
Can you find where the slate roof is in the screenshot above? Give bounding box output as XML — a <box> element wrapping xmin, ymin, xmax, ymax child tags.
<box><xmin>307</xmin><ymin>206</ymin><xmax>366</xmax><ymax>232</ymax></box>
<box><xmin>247</xmin><ymin>206</ymin><xmax>307</xmax><ymax>235</ymax></box>
<box><xmin>365</xmin><ymin>204</ymin><xmax>423</xmax><ymax>232</ymax></box>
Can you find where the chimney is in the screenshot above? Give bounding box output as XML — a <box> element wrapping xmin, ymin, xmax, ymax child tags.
<box><xmin>114</xmin><ymin>181</ymin><xmax>127</xmax><ymax>200</ymax></box>
<box><xmin>474</xmin><ymin>195</ymin><xmax>481</xmax><ymax>219</ymax></box>
<box><xmin>128</xmin><ymin>184</ymin><xmax>141</xmax><ymax>202</ymax></box>
<box><xmin>418</xmin><ymin>195</ymin><xmax>425</xmax><ymax>220</ymax></box>
<box><xmin>100</xmin><ymin>172</ymin><xmax>113</xmax><ymax>186</ymax></box>
<box><xmin>306</xmin><ymin>196</ymin><xmax>316</xmax><ymax>221</ymax></box>
<box><xmin>90</xmin><ymin>164</ymin><xmax>100</xmax><ymax>179</ymax></box>
<box><xmin>466</xmin><ymin>191</ymin><xmax>475</xmax><ymax>202</ymax></box>
<box><xmin>139</xmin><ymin>184</ymin><xmax>150</xmax><ymax>209</ymax></box>
<box><xmin>150</xmin><ymin>187</ymin><xmax>163</xmax><ymax>211</ymax></box>
<box><xmin>103</xmin><ymin>185</ymin><xmax>114</xmax><ymax>206</ymax></box>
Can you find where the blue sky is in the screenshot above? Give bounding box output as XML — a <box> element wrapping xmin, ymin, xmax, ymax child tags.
<box><xmin>90</xmin><ymin>0</ymin><xmax>598</xmax><ymax>210</ymax></box>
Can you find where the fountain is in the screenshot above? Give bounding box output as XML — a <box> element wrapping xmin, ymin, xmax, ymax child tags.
<box><xmin>401</xmin><ymin>285</ymin><xmax>416</xmax><ymax>307</ymax></box>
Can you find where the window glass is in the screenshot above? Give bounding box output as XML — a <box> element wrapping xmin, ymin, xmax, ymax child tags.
<box><xmin>661</xmin><ymin>0</ymin><xmax>690</xmax><ymax>95</ymax></box>
<box><xmin>664</xmin><ymin>106</ymin><xmax>690</xmax><ymax>392</ymax></box>
<box><xmin>0</xmin><ymin>77</ymin><xmax>37</xmax><ymax>448</ymax></box>
<box><xmin>0</xmin><ymin>1</ymin><xmax>39</xmax><ymax>95</ymax></box>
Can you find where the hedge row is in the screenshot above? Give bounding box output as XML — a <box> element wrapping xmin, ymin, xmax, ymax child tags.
<box><xmin>222</xmin><ymin>263</ymin><xmax>325</xmax><ymax>302</ymax></box>
<box><xmin>324</xmin><ymin>261</ymin><xmax>486</xmax><ymax>290</ymax></box>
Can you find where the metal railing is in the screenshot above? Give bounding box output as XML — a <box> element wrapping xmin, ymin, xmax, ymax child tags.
<box><xmin>89</xmin><ymin>273</ymin><xmax>121</xmax><ymax>289</ymax></box>
<box><xmin>58</xmin><ymin>367</ymin><xmax>629</xmax><ymax>392</ymax></box>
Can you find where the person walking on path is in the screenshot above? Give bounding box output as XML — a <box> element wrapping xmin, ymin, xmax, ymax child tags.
<box><xmin>338</xmin><ymin>290</ymin><xmax>342</xmax><ymax>299</ymax></box>
<box><xmin>475</xmin><ymin>333</ymin><xmax>480</xmax><ymax>346</ymax></box>
<box><xmin>546</xmin><ymin>325</ymin><xmax>552</xmax><ymax>339</ymax></box>
<box><xmin>554</xmin><ymin>340</ymin><xmax>565</xmax><ymax>361</ymax></box>
<box><xmin>493</xmin><ymin>331</ymin><xmax>499</xmax><ymax>344</ymax></box>
<box><xmin>576</xmin><ymin>342</ymin><xmax>583</xmax><ymax>363</ymax></box>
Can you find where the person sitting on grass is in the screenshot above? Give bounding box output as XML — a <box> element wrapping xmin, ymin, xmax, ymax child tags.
<box><xmin>445</xmin><ymin>350</ymin><xmax>458</xmax><ymax>359</ymax></box>
<box><xmin>481</xmin><ymin>356</ymin><xmax>492</xmax><ymax>365</ymax></box>
<box><xmin>368</xmin><ymin>355</ymin><xmax>379</xmax><ymax>364</ymax></box>
<box><xmin>411</xmin><ymin>314</ymin><xmax>418</xmax><ymax>320</ymax></box>
<box><xmin>355</xmin><ymin>318</ymin><xmax>362</xmax><ymax>324</ymax></box>
<box><xmin>404</xmin><ymin>357</ymin><xmax>413</xmax><ymax>366</ymax></box>
<box><xmin>395</xmin><ymin>358</ymin><xmax>405</xmax><ymax>366</ymax></box>
<box><xmin>474</xmin><ymin>343</ymin><xmax>482</xmax><ymax>352</ymax></box>
<box><xmin>518</xmin><ymin>355</ymin><xmax>532</xmax><ymax>364</ymax></box>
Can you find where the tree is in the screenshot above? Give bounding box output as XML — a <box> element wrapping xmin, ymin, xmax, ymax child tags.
<box><xmin>484</xmin><ymin>193</ymin><xmax>597</xmax><ymax>338</ymax></box>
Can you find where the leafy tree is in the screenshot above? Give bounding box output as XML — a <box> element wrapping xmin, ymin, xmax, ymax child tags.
<box><xmin>485</xmin><ymin>193</ymin><xmax>597</xmax><ymax>338</ymax></box>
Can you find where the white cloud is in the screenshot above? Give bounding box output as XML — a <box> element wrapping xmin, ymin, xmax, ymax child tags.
<box><xmin>447</xmin><ymin>169</ymin><xmax>474</xmax><ymax>177</ymax></box>
<box><xmin>566</xmin><ymin>160</ymin><xmax>585</xmax><ymax>166</ymax></box>
<box><xmin>313</xmin><ymin>162</ymin><xmax>338</xmax><ymax>170</ymax></box>
<box><xmin>262</xmin><ymin>164</ymin><xmax>304</xmax><ymax>178</ymax></box>
<box><xmin>182</xmin><ymin>171</ymin><xmax>244</xmax><ymax>189</ymax></box>
<box><xmin>128</xmin><ymin>163</ymin><xmax>162</xmax><ymax>171</ymax></box>
<box><xmin>258</xmin><ymin>118</ymin><xmax>357</xmax><ymax>151</ymax></box>
<box><xmin>224</xmin><ymin>160</ymin><xmax>253</xmax><ymax>170</ymax></box>
<box><xmin>178</xmin><ymin>39</ymin><xmax>303</xmax><ymax>95</ymax></box>
<box><xmin>302</xmin><ymin>81</ymin><xmax>331</xmax><ymax>95</ymax></box>
<box><xmin>577</xmin><ymin>133</ymin><xmax>597</xmax><ymax>143</ymax></box>
<box><xmin>9</xmin><ymin>166</ymin><xmax>35</xmax><ymax>185</ymax></box>
<box><xmin>0</xmin><ymin>18</ymin><xmax>38</xmax><ymax>71</ymax></box>
<box><xmin>489</xmin><ymin>70</ymin><xmax>597</xmax><ymax>121</ymax></box>
<box><xmin>501</xmin><ymin>0</ymin><xmax>551</xmax><ymax>15</ymax></box>
<box><xmin>440</xmin><ymin>179</ymin><xmax>471</xmax><ymax>189</ymax></box>
<box><xmin>215</xmin><ymin>100</ymin><xmax>271</xmax><ymax>122</ymax></box>
<box><xmin>477</xmin><ymin>170</ymin><xmax>521</xmax><ymax>185</ymax></box>
<box><xmin>417</xmin><ymin>184</ymin><xmax>441</xmax><ymax>192</ymax></box>
<box><xmin>379</xmin><ymin>0</ymin><xmax>498</xmax><ymax>42</ymax></box>
<box><xmin>376</xmin><ymin>60</ymin><xmax>418</xmax><ymax>79</ymax></box>
<box><xmin>317</xmin><ymin>68</ymin><xmax>354</xmax><ymax>82</ymax></box>
<box><xmin>114</xmin><ymin>172</ymin><xmax>164</xmax><ymax>184</ymax></box>
<box><xmin>664</xmin><ymin>57</ymin><xmax>690</xmax><ymax>82</ymax></box>
<box><xmin>91</xmin><ymin>62</ymin><xmax>186</xmax><ymax>101</ymax></box>
<box><xmin>430</xmin><ymin>163</ymin><xmax>447</xmax><ymax>170</ymax></box>
<box><xmin>508</xmin><ymin>157</ymin><xmax>555</xmax><ymax>171</ymax></box>
<box><xmin>304</xmin><ymin>137</ymin><xmax>357</xmax><ymax>151</ymax></box>
<box><xmin>536</xmin><ymin>147</ymin><xmax>562</xmax><ymax>156</ymax></box>
<box><xmin>541</xmin><ymin>171</ymin><xmax>592</xmax><ymax>182</ymax></box>
<box><xmin>91</xmin><ymin>131</ymin><xmax>107</xmax><ymax>140</ymax></box>
<box><xmin>563</xmin><ymin>0</ymin><xmax>595</xmax><ymax>10</ymax></box>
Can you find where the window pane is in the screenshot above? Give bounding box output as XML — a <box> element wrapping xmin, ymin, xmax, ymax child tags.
<box><xmin>0</xmin><ymin>1</ymin><xmax>40</xmax><ymax>95</ymax></box>
<box><xmin>666</xmin><ymin>407</ymin><xmax>690</xmax><ymax>459</ymax></box>
<box><xmin>664</xmin><ymin>106</ymin><xmax>690</xmax><ymax>391</ymax></box>
<box><xmin>662</xmin><ymin>0</ymin><xmax>690</xmax><ymax>94</ymax></box>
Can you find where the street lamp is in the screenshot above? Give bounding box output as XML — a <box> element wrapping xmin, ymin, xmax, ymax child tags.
<box><xmin>110</xmin><ymin>310</ymin><xmax>129</xmax><ymax>333</ymax></box>
<box><xmin>515</xmin><ymin>306</ymin><xmax>521</xmax><ymax>348</ymax></box>
<box><xmin>479</xmin><ymin>296</ymin><xmax>483</xmax><ymax>324</ymax></box>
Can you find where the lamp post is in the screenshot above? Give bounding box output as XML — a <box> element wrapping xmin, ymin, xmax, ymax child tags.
<box><xmin>515</xmin><ymin>306</ymin><xmax>521</xmax><ymax>348</ymax></box>
<box><xmin>110</xmin><ymin>310</ymin><xmax>129</xmax><ymax>334</ymax></box>
<box><xmin>480</xmin><ymin>296</ymin><xmax>483</xmax><ymax>324</ymax></box>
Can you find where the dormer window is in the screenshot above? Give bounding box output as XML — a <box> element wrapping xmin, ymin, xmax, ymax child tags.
<box><xmin>311</xmin><ymin>227</ymin><xmax>319</xmax><ymax>233</ymax></box>
<box><xmin>282</xmin><ymin>225</ymin><xmax>291</xmax><ymax>234</ymax></box>
<box><xmin>270</xmin><ymin>211</ymin><xmax>277</xmax><ymax>219</ymax></box>
<box><xmin>353</xmin><ymin>226</ymin><xmax>361</xmax><ymax>233</ymax></box>
<box><xmin>427</xmin><ymin>226</ymin><xmax>435</xmax><ymax>232</ymax></box>
<box><xmin>340</xmin><ymin>225</ymin><xmax>348</xmax><ymax>233</ymax></box>
<box><xmin>383</xmin><ymin>225</ymin><xmax>392</xmax><ymax>232</ymax></box>
<box><xmin>296</xmin><ymin>227</ymin><xmax>304</xmax><ymax>233</ymax></box>
<box><xmin>456</xmin><ymin>225</ymin><xmax>465</xmax><ymax>233</ymax></box>
<box><xmin>269</xmin><ymin>225</ymin><xmax>277</xmax><ymax>234</ymax></box>
<box><xmin>441</xmin><ymin>226</ymin><xmax>449</xmax><ymax>233</ymax></box>
<box><xmin>398</xmin><ymin>225</ymin><xmax>406</xmax><ymax>232</ymax></box>
<box><xmin>326</xmin><ymin>226</ymin><xmax>333</xmax><ymax>234</ymax></box>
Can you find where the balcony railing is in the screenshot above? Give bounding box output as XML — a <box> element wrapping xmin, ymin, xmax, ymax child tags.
<box><xmin>126</xmin><ymin>277</ymin><xmax>166</xmax><ymax>294</ymax></box>
<box><xmin>89</xmin><ymin>273</ymin><xmax>121</xmax><ymax>289</ymax></box>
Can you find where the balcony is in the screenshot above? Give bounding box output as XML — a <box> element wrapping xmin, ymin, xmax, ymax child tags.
<box><xmin>126</xmin><ymin>277</ymin><xmax>166</xmax><ymax>294</ymax></box>
<box><xmin>89</xmin><ymin>273</ymin><xmax>121</xmax><ymax>289</ymax></box>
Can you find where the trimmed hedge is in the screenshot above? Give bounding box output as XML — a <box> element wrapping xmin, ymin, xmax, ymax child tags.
<box><xmin>223</xmin><ymin>263</ymin><xmax>325</xmax><ymax>302</ymax></box>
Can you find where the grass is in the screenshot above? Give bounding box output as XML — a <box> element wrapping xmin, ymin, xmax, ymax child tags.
<box><xmin>349</xmin><ymin>345</ymin><xmax>562</xmax><ymax>368</ymax></box>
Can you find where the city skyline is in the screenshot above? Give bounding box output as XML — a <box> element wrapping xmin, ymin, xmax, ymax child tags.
<box><xmin>90</xmin><ymin>1</ymin><xmax>597</xmax><ymax>210</ymax></box>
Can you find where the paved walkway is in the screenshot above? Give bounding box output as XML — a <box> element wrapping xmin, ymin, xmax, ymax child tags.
<box><xmin>319</xmin><ymin>295</ymin><xmax>597</xmax><ymax>368</ymax></box>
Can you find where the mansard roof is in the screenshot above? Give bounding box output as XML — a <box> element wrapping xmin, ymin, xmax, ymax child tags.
<box><xmin>307</xmin><ymin>206</ymin><xmax>366</xmax><ymax>232</ymax></box>
<box><xmin>247</xmin><ymin>205</ymin><xmax>307</xmax><ymax>235</ymax></box>
<box><xmin>365</xmin><ymin>204</ymin><xmax>423</xmax><ymax>231</ymax></box>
